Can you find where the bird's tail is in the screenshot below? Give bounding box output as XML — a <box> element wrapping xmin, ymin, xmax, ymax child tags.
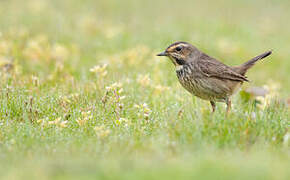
<box><xmin>233</xmin><ymin>50</ymin><xmax>272</xmax><ymax>75</ymax></box>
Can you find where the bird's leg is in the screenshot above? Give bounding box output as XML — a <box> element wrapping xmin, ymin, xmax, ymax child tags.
<box><xmin>210</xmin><ymin>101</ymin><xmax>216</xmax><ymax>113</ymax></box>
<box><xmin>226</xmin><ymin>99</ymin><xmax>231</xmax><ymax>115</ymax></box>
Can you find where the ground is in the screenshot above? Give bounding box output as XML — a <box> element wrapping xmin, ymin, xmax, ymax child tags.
<box><xmin>0</xmin><ymin>0</ymin><xmax>289</xmax><ymax>179</ymax></box>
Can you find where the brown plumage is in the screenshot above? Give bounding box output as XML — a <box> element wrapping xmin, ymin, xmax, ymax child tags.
<box><xmin>157</xmin><ymin>41</ymin><xmax>272</xmax><ymax>113</ymax></box>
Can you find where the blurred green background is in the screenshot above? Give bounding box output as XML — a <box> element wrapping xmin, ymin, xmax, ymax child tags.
<box><xmin>0</xmin><ymin>0</ymin><xmax>289</xmax><ymax>179</ymax></box>
<box><xmin>1</xmin><ymin>0</ymin><xmax>289</xmax><ymax>91</ymax></box>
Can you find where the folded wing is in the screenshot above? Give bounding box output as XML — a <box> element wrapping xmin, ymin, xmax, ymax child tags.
<box><xmin>197</xmin><ymin>53</ymin><xmax>249</xmax><ymax>82</ymax></box>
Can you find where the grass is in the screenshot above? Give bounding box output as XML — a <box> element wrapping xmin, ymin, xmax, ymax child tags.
<box><xmin>0</xmin><ymin>0</ymin><xmax>289</xmax><ymax>179</ymax></box>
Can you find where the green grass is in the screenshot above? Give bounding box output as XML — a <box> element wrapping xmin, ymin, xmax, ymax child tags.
<box><xmin>0</xmin><ymin>0</ymin><xmax>289</xmax><ymax>179</ymax></box>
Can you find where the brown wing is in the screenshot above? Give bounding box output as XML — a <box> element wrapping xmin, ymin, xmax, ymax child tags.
<box><xmin>197</xmin><ymin>53</ymin><xmax>248</xmax><ymax>82</ymax></box>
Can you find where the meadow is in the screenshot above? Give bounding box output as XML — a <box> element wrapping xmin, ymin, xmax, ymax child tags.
<box><xmin>0</xmin><ymin>0</ymin><xmax>289</xmax><ymax>179</ymax></box>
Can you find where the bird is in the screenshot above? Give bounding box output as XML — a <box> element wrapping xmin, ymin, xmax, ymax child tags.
<box><xmin>157</xmin><ymin>41</ymin><xmax>272</xmax><ymax>114</ymax></box>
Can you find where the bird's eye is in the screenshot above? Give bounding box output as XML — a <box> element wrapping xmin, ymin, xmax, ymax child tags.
<box><xmin>175</xmin><ymin>46</ymin><xmax>182</xmax><ymax>52</ymax></box>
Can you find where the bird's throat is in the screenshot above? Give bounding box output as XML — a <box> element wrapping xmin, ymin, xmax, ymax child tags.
<box><xmin>176</xmin><ymin>65</ymin><xmax>184</xmax><ymax>71</ymax></box>
<box><xmin>173</xmin><ymin>57</ymin><xmax>186</xmax><ymax>71</ymax></box>
<box><xmin>175</xmin><ymin>58</ymin><xmax>186</xmax><ymax>65</ymax></box>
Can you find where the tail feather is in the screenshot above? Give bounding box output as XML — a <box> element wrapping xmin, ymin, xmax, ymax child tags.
<box><xmin>233</xmin><ymin>50</ymin><xmax>272</xmax><ymax>75</ymax></box>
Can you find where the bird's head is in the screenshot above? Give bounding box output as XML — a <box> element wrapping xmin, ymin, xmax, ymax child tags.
<box><xmin>157</xmin><ymin>41</ymin><xmax>201</xmax><ymax>67</ymax></box>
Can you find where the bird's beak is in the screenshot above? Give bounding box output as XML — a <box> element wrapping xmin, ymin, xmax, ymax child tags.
<box><xmin>157</xmin><ymin>51</ymin><xmax>167</xmax><ymax>56</ymax></box>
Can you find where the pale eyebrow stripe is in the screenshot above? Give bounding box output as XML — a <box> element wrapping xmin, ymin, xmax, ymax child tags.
<box><xmin>167</xmin><ymin>43</ymin><xmax>187</xmax><ymax>51</ymax></box>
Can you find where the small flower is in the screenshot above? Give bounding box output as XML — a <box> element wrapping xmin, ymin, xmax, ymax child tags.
<box><xmin>254</xmin><ymin>80</ymin><xmax>281</xmax><ymax>110</ymax></box>
<box><xmin>48</xmin><ymin>117</ymin><xmax>68</xmax><ymax>128</ymax></box>
<box><xmin>119</xmin><ymin>96</ymin><xmax>126</xmax><ymax>100</ymax></box>
<box><xmin>76</xmin><ymin>119</ymin><xmax>86</xmax><ymax>126</ymax></box>
<box><xmin>70</xmin><ymin>93</ymin><xmax>80</xmax><ymax>100</ymax></box>
<box><xmin>62</xmin><ymin>95</ymin><xmax>71</xmax><ymax>104</ymax></box>
<box><xmin>105</xmin><ymin>82</ymin><xmax>122</xmax><ymax>91</ymax></box>
<box><xmin>90</xmin><ymin>64</ymin><xmax>108</xmax><ymax>77</ymax></box>
<box><xmin>116</xmin><ymin>118</ymin><xmax>128</xmax><ymax>126</ymax></box>
<box><xmin>103</xmin><ymin>82</ymin><xmax>125</xmax><ymax>103</ymax></box>
<box><xmin>118</xmin><ymin>88</ymin><xmax>124</xmax><ymax>94</ymax></box>
<box><xmin>59</xmin><ymin>120</ymin><xmax>68</xmax><ymax>128</ymax></box>
<box><xmin>36</xmin><ymin>119</ymin><xmax>43</xmax><ymax>124</ymax></box>
<box><xmin>31</xmin><ymin>75</ymin><xmax>40</xmax><ymax>86</ymax></box>
<box><xmin>134</xmin><ymin>103</ymin><xmax>152</xmax><ymax>120</ymax></box>
<box><xmin>36</xmin><ymin>117</ymin><xmax>49</xmax><ymax>127</ymax></box>
<box><xmin>48</xmin><ymin>117</ymin><xmax>61</xmax><ymax>125</ymax></box>
<box><xmin>76</xmin><ymin>110</ymin><xmax>92</xmax><ymax>126</ymax></box>
<box><xmin>111</xmin><ymin>82</ymin><xmax>122</xmax><ymax>89</ymax></box>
